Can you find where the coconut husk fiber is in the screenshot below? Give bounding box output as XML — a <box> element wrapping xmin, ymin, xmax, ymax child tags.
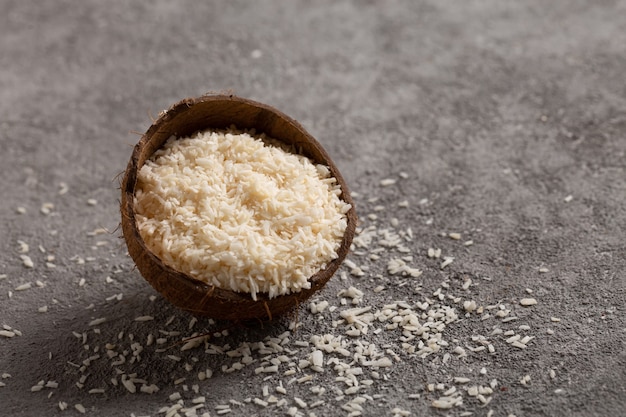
<box><xmin>120</xmin><ymin>95</ymin><xmax>357</xmax><ymax>321</ymax></box>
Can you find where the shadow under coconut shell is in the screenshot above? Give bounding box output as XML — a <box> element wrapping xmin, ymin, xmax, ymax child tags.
<box><xmin>4</xmin><ymin>282</ymin><xmax>299</xmax><ymax>415</ymax></box>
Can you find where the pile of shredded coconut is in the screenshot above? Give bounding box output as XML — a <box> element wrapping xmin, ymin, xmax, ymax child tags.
<box><xmin>134</xmin><ymin>129</ymin><xmax>351</xmax><ymax>299</ymax></box>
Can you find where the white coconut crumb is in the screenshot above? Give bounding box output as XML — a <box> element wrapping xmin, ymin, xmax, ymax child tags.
<box><xmin>87</xmin><ymin>227</ymin><xmax>109</xmax><ymax>236</ymax></box>
<box><xmin>294</xmin><ymin>397</ymin><xmax>308</xmax><ymax>408</ymax></box>
<box><xmin>338</xmin><ymin>287</ymin><xmax>364</xmax><ymax>305</ymax></box>
<box><xmin>431</xmin><ymin>395</ymin><xmax>462</xmax><ymax>409</ymax></box>
<box><xmin>31</xmin><ymin>381</ymin><xmax>45</xmax><ymax>391</ymax></box>
<box><xmin>88</xmin><ymin>318</ymin><xmax>107</xmax><ymax>326</ymax></box>
<box><xmin>40</xmin><ymin>203</ymin><xmax>54</xmax><ymax>215</ymax></box>
<box><xmin>0</xmin><ymin>330</ymin><xmax>16</xmax><ymax>338</ymax></box>
<box><xmin>75</xmin><ymin>404</ymin><xmax>86</xmax><ymax>414</ymax></box>
<box><xmin>57</xmin><ymin>182</ymin><xmax>69</xmax><ymax>195</ymax></box>
<box><xmin>310</xmin><ymin>300</ymin><xmax>329</xmax><ymax>314</ymax></box>
<box><xmin>17</xmin><ymin>240</ymin><xmax>29</xmax><ymax>253</ymax></box>
<box><xmin>463</xmin><ymin>300</ymin><xmax>477</xmax><ymax>312</ymax></box>
<box><xmin>427</xmin><ymin>248</ymin><xmax>442</xmax><ymax>259</ymax></box>
<box><xmin>463</xmin><ymin>240</ymin><xmax>473</xmax><ymax>246</ymax></box>
<box><xmin>387</xmin><ymin>258</ymin><xmax>422</xmax><ymax>277</ymax></box>
<box><xmin>391</xmin><ymin>407</ymin><xmax>411</xmax><ymax>416</ymax></box>
<box><xmin>87</xmin><ymin>198</ymin><xmax>98</xmax><ymax>206</ymax></box>
<box><xmin>16</xmin><ymin>206</ymin><xmax>27</xmax><ymax>214</ymax></box>
<box><xmin>550</xmin><ymin>317</ymin><xmax>561</xmax><ymax>322</ymax></box>
<box><xmin>380</xmin><ymin>178</ymin><xmax>396</xmax><ymax>186</ymax></box>
<box><xmin>20</xmin><ymin>255</ymin><xmax>34</xmax><ymax>268</ymax></box>
<box><xmin>538</xmin><ymin>267</ymin><xmax>549</xmax><ymax>273</ymax></box>
<box><xmin>520</xmin><ymin>298</ymin><xmax>537</xmax><ymax>306</ymax></box>
<box><xmin>448</xmin><ymin>232</ymin><xmax>462</xmax><ymax>240</ymax></box>
<box><xmin>88</xmin><ymin>388</ymin><xmax>106</xmax><ymax>394</ymax></box>
<box><xmin>564</xmin><ymin>195</ymin><xmax>573</xmax><ymax>203</ymax></box>
<box><xmin>38</xmin><ymin>306</ymin><xmax>48</xmax><ymax>313</ymax></box>
<box><xmin>397</xmin><ymin>200</ymin><xmax>409</xmax><ymax>208</ymax></box>
<box><xmin>440</xmin><ymin>257</ymin><xmax>454</xmax><ymax>269</ymax></box>
<box><xmin>15</xmin><ymin>282</ymin><xmax>32</xmax><ymax>291</ymax></box>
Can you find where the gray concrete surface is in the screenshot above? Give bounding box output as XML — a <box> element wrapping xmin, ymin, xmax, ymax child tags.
<box><xmin>1</xmin><ymin>1</ymin><xmax>625</xmax><ymax>416</ymax></box>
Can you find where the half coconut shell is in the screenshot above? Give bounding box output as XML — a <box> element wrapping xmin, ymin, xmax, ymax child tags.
<box><xmin>120</xmin><ymin>95</ymin><xmax>357</xmax><ymax>321</ymax></box>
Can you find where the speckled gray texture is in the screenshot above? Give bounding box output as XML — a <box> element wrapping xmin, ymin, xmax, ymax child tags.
<box><xmin>1</xmin><ymin>1</ymin><xmax>625</xmax><ymax>416</ymax></box>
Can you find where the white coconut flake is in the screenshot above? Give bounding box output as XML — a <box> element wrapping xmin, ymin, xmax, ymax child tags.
<box><xmin>40</xmin><ymin>203</ymin><xmax>54</xmax><ymax>215</ymax></box>
<box><xmin>0</xmin><ymin>330</ymin><xmax>16</xmax><ymax>338</ymax></box>
<box><xmin>17</xmin><ymin>240</ymin><xmax>29</xmax><ymax>253</ymax></box>
<box><xmin>440</xmin><ymin>257</ymin><xmax>454</xmax><ymax>269</ymax></box>
<box><xmin>20</xmin><ymin>255</ymin><xmax>34</xmax><ymax>269</ymax></box>
<box><xmin>15</xmin><ymin>282</ymin><xmax>32</xmax><ymax>291</ymax></box>
<box><xmin>88</xmin><ymin>318</ymin><xmax>107</xmax><ymax>326</ymax></box>
<box><xmin>520</xmin><ymin>298</ymin><xmax>538</xmax><ymax>306</ymax></box>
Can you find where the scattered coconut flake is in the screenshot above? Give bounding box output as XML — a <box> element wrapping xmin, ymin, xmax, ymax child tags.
<box><xmin>88</xmin><ymin>318</ymin><xmax>107</xmax><ymax>326</ymax></box>
<box><xmin>440</xmin><ymin>257</ymin><xmax>454</xmax><ymax>269</ymax></box>
<box><xmin>15</xmin><ymin>282</ymin><xmax>32</xmax><ymax>291</ymax></box>
<box><xmin>380</xmin><ymin>178</ymin><xmax>397</xmax><ymax>186</ymax></box>
<box><xmin>520</xmin><ymin>298</ymin><xmax>537</xmax><ymax>306</ymax></box>
<box><xmin>40</xmin><ymin>203</ymin><xmax>54</xmax><ymax>215</ymax></box>
<box><xmin>58</xmin><ymin>182</ymin><xmax>69</xmax><ymax>195</ymax></box>
<box><xmin>88</xmin><ymin>388</ymin><xmax>106</xmax><ymax>394</ymax></box>
<box><xmin>17</xmin><ymin>240</ymin><xmax>29</xmax><ymax>253</ymax></box>
<box><xmin>20</xmin><ymin>255</ymin><xmax>34</xmax><ymax>268</ymax></box>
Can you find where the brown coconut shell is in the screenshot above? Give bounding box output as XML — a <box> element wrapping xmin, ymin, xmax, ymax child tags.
<box><xmin>120</xmin><ymin>95</ymin><xmax>357</xmax><ymax>321</ymax></box>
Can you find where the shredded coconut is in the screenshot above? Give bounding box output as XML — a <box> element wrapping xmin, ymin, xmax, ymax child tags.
<box><xmin>135</xmin><ymin>129</ymin><xmax>350</xmax><ymax>300</ymax></box>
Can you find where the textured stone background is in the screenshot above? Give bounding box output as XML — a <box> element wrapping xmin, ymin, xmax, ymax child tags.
<box><xmin>1</xmin><ymin>1</ymin><xmax>625</xmax><ymax>416</ymax></box>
